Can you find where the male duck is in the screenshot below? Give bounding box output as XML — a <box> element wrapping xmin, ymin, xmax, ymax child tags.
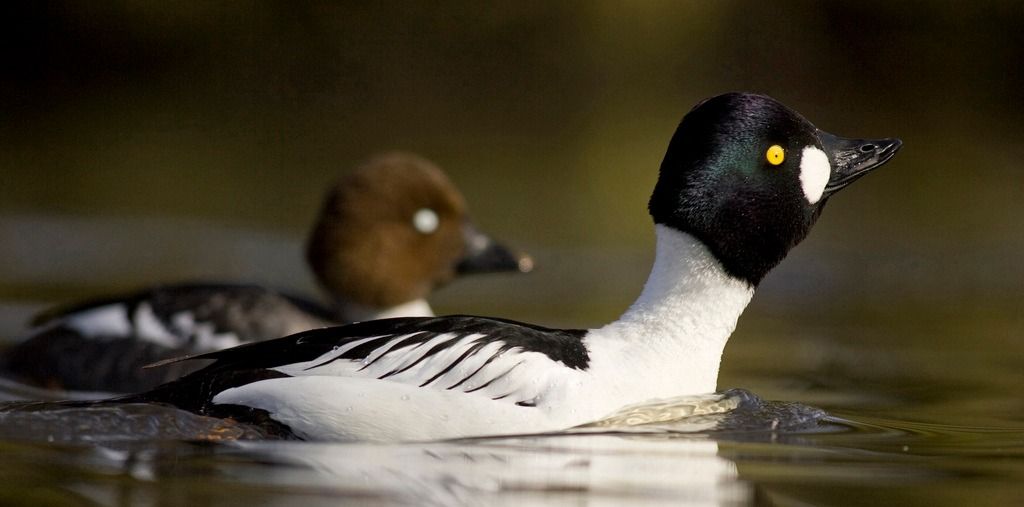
<box><xmin>135</xmin><ymin>93</ymin><xmax>901</xmax><ymax>441</ymax></box>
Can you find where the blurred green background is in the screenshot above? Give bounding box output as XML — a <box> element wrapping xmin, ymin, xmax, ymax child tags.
<box><xmin>2</xmin><ymin>5</ymin><xmax>1023</xmax><ymax>502</ymax></box>
<box><xmin>1</xmin><ymin>1</ymin><xmax>1021</xmax><ymax>345</ymax></box>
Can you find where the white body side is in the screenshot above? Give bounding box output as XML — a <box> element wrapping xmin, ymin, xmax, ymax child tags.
<box><xmin>215</xmin><ymin>227</ymin><xmax>754</xmax><ymax>441</ymax></box>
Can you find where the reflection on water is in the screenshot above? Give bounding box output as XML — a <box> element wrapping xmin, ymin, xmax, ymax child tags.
<box><xmin>0</xmin><ymin>387</ymin><xmax>806</xmax><ymax>505</ymax></box>
<box><xmin>241</xmin><ymin>436</ymin><xmax>745</xmax><ymax>506</ymax></box>
<box><xmin>1</xmin><ymin>292</ymin><xmax>1022</xmax><ymax>505</ymax></box>
<box><xmin>1</xmin><ymin>352</ymin><xmax>1023</xmax><ymax>506</ymax></box>
<box><xmin>0</xmin><ymin>435</ymin><xmax>746</xmax><ymax>506</ymax></box>
<box><xmin>1</xmin><ymin>407</ymin><xmax>1022</xmax><ymax>506</ymax></box>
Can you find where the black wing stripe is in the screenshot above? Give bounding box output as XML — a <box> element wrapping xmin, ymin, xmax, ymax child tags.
<box><xmin>377</xmin><ymin>335</ymin><xmax>463</xmax><ymax>380</ymax></box>
<box><xmin>446</xmin><ymin>343</ymin><xmax>507</xmax><ymax>390</ymax></box>
<box><xmin>465</xmin><ymin>360</ymin><xmax>524</xmax><ymax>394</ymax></box>
<box><xmin>303</xmin><ymin>335</ymin><xmax>393</xmax><ymax>371</ymax></box>
<box><xmin>358</xmin><ymin>332</ymin><xmax>431</xmax><ymax>371</ymax></box>
<box><xmin>340</xmin><ymin>335</ymin><xmax>399</xmax><ymax>361</ymax></box>
<box><xmin>418</xmin><ymin>340</ymin><xmax>490</xmax><ymax>388</ymax></box>
<box><xmin>140</xmin><ymin>315</ymin><xmax>591</xmax><ymax>417</ymax></box>
<box><xmin>181</xmin><ymin>315</ymin><xmax>588</xmax><ymax>373</ymax></box>
<box><xmin>490</xmin><ymin>377</ymin><xmax>533</xmax><ymax>403</ymax></box>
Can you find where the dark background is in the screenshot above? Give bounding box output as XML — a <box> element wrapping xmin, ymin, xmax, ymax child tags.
<box><xmin>1</xmin><ymin>2</ymin><xmax>1021</xmax><ymax>343</ymax></box>
<box><xmin>2</xmin><ymin>5</ymin><xmax>1022</xmax><ymax>503</ymax></box>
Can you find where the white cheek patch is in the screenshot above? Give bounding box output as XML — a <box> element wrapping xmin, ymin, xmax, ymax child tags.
<box><xmin>799</xmin><ymin>146</ymin><xmax>831</xmax><ymax>205</ymax></box>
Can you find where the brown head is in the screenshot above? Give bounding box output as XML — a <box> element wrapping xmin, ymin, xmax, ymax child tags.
<box><xmin>306</xmin><ymin>153</ymin><xmax>531</xmax><ymax>312</ymax></box>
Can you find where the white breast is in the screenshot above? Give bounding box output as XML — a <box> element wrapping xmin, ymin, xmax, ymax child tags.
<box><xmin>213</xmin><ymin>228</ymin><xmax>754</xmax><ymax>441</ymax></box>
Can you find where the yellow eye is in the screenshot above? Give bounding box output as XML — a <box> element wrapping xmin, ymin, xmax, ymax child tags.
<box><xmin>766</xmin><ymin>145</ymin><xmax>785</xmax><ymax>166</ymax></box>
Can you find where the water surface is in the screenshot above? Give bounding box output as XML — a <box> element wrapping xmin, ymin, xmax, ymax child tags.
<box><xmin>1</xmin><ymin>304</ymin><xmax>1021</xmax><ymax>506</ymax></box>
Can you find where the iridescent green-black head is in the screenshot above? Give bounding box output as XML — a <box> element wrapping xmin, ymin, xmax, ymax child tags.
<box><xmin>649</xmin><ymin>93</ymin><xmax>901</xmax><ymax>285</ymax></box>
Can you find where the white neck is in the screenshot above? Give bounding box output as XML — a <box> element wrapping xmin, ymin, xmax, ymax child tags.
<box><xmin>338</xmin><ymin>299</ymin><xmax>435</xmax><ymax>322</ymax></box>
<box><xmin>590</xmin><ymin>225</ymin><xmax>755</xmax><ymax>395</ymax></box>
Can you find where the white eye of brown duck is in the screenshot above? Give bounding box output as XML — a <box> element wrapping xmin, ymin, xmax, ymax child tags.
<box><xmin>412</xmin><ymin>208</ymin><xmax>440</xmax><ymax>234</ymax></box>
